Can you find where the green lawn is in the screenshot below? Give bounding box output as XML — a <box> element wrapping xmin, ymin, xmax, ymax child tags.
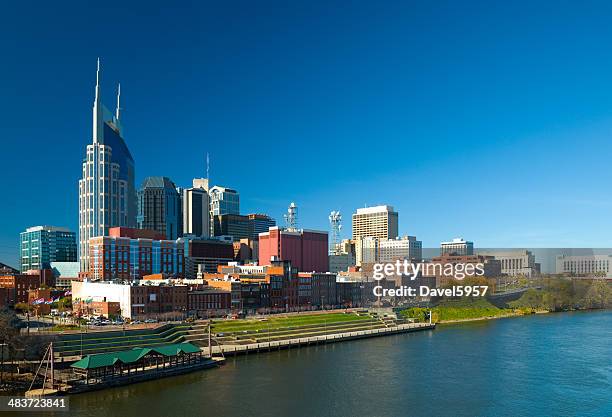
<box><xmin>211</xmin><ymin>312</ymin><xmax>370</xmax><ymax>333</ymax></box>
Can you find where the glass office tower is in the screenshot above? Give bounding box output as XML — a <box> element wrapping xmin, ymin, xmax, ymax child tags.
<box><xmin>137</xmin><ymin>176</ymin><xmax>181</xmax><ymax>240</ymax></box>
<box><xmin>78</xmin><ymin>59</ymin><xmax>136</xmax><ymax>272</ymax></box>
<box><xmin>20</xmin><ymin>226</ymin><xmax>77</xmax><ymax>272</ymax></box>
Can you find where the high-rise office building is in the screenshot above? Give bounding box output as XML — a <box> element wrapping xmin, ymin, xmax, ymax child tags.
<box><xmin>183</xmin><ymin>178</ymin><xmax>210</xmax><ymax>238</ymax></box>
<box><xmin>440</xmin><ymin>238</ymin><xmax>474</xmax><ymax>256</ymax></box>
<box><xmin>355</xmin><ymin>236</ymin><xmax>378</xmax><ymax>266</ymax></box>
<box><xmin>137</xmin><ymin>176</ymin><xmax>181</xmax><ymax>239</ymax></box>
<box><xmin>352</xmin><ymin>205</ymin><xmax>398</xmax><ymax>240</ymax></box>
<box><xmin>209</xmin><ymin>186</ymin><xmax>239</xmax><ymax>234</ymax></box>
<box><xmin>79</xmin><ymin>59</ymin><xmax>136</xmax><ymax>272</ymax></box>
<box><xmin>212</xmin><ymin>214</ymin><xmax>250</xmax><ymax>240</ymax></box>
<box><xmin>247</xmin><ymin>214</ymin><xmax>276</xmax><ymax>240</ymax></box>
<box><xmin>20</xmin><ymin>226</ymin><xmax>77</xmax><ymax>272</ymax></box>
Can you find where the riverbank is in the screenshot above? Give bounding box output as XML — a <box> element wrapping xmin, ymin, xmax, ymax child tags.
<box><xmin>436</xmin><ymin>310</ymin><xmax>547</xmax><ymax>325</ymax></box>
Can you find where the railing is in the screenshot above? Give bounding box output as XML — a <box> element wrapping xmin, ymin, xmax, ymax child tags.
<box><xmin>205</xmin><ymin>322</ymin><xmax>434</xmax><ymax>356</ymax></box>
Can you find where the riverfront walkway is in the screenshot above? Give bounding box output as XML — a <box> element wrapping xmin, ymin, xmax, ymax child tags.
<box><xmin>206</xmin><ymin>322</ymin><xmax>435</xmax><ymax>356</ymax></box>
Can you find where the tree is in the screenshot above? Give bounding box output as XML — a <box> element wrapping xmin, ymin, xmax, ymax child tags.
<box><xmin>0</xmin><ymin>308</ymin><xmax>20</xmax><ymax>342</ymax></box>
<box><xmin>13</xmin><ymin>303</ymin><xmax>32</xmax><ymax>313</ymax></box>
<box><xmin>0</xmin><ymin>308</ymin><xmax>20</xmax><ymax>379</ymax></box>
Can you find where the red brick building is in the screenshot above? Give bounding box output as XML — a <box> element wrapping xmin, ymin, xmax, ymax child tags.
<box><xmin>0</xmin><ymin>272</ymin><xmax>41</xmax><ymax>305</ymax></box>
<box><xmin>109</xmin><ymin>227</ymin><xmax>166</xmax><ymax>240</ymax></box>
<box><xmin>89</xmin><ymin>227</ymin><xmax>185</xmax><ymax>281</ymax></box>
<box><xmin>130</xmin><ymin>284</ymin><xmax>188</xmax><ymax>317</ymax></box>
<box><xmin>74</xmin><ymin>300</ymin><xmax>121</xmax><ymax>318</ymax></box>
<box><xmin>259</xmin><ymin>227</ymin><xmax>328</xmax><ymax>273</ymax></box>
<box><xmin>188</xmin><ymin>287</ymin><xmax>232</xmax><ymax>315</ymax></box>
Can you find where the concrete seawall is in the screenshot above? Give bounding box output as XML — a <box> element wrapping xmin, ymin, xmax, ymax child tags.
<box><xmin>207</xmin><ymin>322</ymin><xmax>435</xmax><ymax>357</ymax></box>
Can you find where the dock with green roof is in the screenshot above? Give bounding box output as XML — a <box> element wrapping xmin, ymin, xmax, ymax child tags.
<box><xmin>66</xmin><ymin>342</ymin><xmax>220</xmax><ymax>393</ymax></box>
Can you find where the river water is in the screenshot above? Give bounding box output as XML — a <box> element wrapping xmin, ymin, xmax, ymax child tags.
<box><xmin>65</xmin><ymin>311</ymin><xmax>611</xmax><ymax>417</ymax></box>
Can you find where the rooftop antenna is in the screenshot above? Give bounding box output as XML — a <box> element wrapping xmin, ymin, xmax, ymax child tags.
<box><xmin>329</xmin><ymin>210</ymin><xmax>342</xmax><ymax>254</ymax></box>
<box><xmin>206</xmin><ymin>152</ymin><xmax>210</xmax><ymax>180</ymax></box>
<box><xmin>284</xmin><ymin>202</ymin><xmax>298</xmax><ymax>231</ymax></box>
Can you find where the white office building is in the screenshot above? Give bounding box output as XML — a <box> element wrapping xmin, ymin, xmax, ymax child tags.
<box><xmin>440</xmin><ymin>238</ymin><xmax>474</xmax><ymax>256</ymax></box>
<box><xmin>378</xmin><ymin>236</ymin><xmax>423</xmax><ymax>262</ymax></box>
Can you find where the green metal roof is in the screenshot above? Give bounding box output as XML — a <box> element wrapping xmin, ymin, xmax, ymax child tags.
<box><xmin>71</xmin><ymin>343</ymin><xmax>201</xmax><ymax>370</ymax></box>
<box><xmin>154</xmin><ymin>343</ymin><xmax>201</xmax><ymax>356</ymax></box>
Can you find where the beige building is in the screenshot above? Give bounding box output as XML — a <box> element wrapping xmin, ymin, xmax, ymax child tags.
<box><xmin>555</xmin><ymin>254</ymin><xmax>612</xmax><ymax>277</ymax></box>
<box><xmin>352</xmin><ymin>205</ymin><xmax>398</xmax><ymax>240</ymax></box>
<box><xmin>355</xmin><ymin>236</ymin><xmax>378</xmax><ymax>266</ymax></box>
<box><xmin>478</xmin><ymin>250</ymin><xmax>539</xmax><ymax>277</ymax></box>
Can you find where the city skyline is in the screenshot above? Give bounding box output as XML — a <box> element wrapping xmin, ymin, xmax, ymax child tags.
<box><xmin>5</xmin><ymin>2</ymin><xmax>612</xmax><ymax>266</ymax></box>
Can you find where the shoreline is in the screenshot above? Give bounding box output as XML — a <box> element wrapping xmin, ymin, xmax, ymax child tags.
<box><xmin>434</xmin><ymin>307</ymin><xmax>611</xmax><ymax>325</ymax></box>
<box><xmin>436</xmin><ymin>312</ymin><xmax>538</xmax><ymax>325</ymax></box>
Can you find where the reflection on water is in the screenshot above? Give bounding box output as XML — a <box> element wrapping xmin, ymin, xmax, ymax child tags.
<box><xmin>66</xmin><ymin>311</ymin><xmax>611</xmax><ymax>417</ymax></box>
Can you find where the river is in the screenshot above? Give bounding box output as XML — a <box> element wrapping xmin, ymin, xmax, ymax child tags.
<box><xmin>64</xmin><ymin>310</ymin><xmax>611</xmax><ymax>417</ymax></box>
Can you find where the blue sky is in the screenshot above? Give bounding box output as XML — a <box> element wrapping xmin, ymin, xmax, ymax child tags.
<box><xmin>2</xmin><ymin>1</ymin><xmax>612</xmax><ymax>266</ymax></box>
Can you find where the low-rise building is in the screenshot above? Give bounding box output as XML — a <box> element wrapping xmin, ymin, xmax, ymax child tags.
<box><xmin>73</xmin><ymin>300</ymin><xmax>121</xmax><ymax>318</ymax></box>
<box><xmin>426</xmin><ymin>254</ymin><xmax>501</xmax><ymax>287</ymax></box>
<box><xmin>188</xmin><ymin>287</ymin><xmax>232</xmax><ymax>316</ymax></box>
<box><xmin>71</xmin><ymin>280</ymin><xmax>188</xmax><ymax>319</ymax></box>
<box><xmin>51</xmin><ymin>261</ymin><xmax>81</xmax><ymax>288</ymax></box>
<box><xmin>440</xmin><ymin>238</ymin><xmax>474</xmax><ymax>256</ymax></box>
<box><xmin>555</xmin><ymin>254</ymin><xmax>612</xmax><ymax>277</ymax></box>
<box><xmin>478</xmin><ymin>250</ymin><xmax>539</xmax><ymax>277</ymax></box>
<box><xmin>0</xmin><ymin>271</ymin><xmax>44</xmax><ymax>305</ymax></box>
<box><xmin>307</xmin><ymin>272</ymin><xmax>337</xmax><ymax>308</ymax></box>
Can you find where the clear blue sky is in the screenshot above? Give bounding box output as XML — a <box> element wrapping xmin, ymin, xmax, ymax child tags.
<box><xmin>2</xmin><ymin>1</ymin><xmax>612</xmax><ymax>266</ymax></box>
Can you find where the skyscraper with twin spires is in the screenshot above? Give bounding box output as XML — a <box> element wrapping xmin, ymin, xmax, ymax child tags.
<box><xmin>78</xmin><ymin>59</ymin><xmax>136</xmax><ymax>272</ymax></box>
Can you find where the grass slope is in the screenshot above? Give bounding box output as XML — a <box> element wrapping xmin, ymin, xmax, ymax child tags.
<box><xmin>211</xmin><ymin>312</ymin><xmax>369</xmax><ymax>333</ymax></box>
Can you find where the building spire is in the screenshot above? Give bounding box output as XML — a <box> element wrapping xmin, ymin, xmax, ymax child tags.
<box><xmin>115</xmin><ymin>82</ymin><xmax>121</xmax><ymax>120</ymax></box>
<box><xmin>92</xmin><ymin>57</ymin><xmax>103</xmax><ymax>143</ymax></box>
<box><xmin>95</xmin><ymin>57</ymin><xmax>101</xmax><ymax>103</ymax></box>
